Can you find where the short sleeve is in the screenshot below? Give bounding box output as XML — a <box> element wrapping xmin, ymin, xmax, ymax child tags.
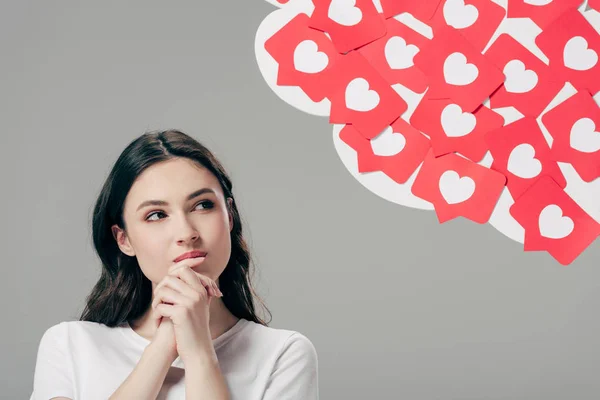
<box><xmin>30</xmin><ymin>322</ymin><xmax>75</xmax><ymax>400</ymax></box>
<box><xmin>263</xmin><ymin>332</ymin><xmax>319</xmax><ymax>400</ymax></box>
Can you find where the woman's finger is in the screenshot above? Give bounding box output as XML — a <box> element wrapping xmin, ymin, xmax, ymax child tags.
<box><xmin>152</xmin><ymin>286</ymin><xmax>187</xmax><ymax>310</ymax></box>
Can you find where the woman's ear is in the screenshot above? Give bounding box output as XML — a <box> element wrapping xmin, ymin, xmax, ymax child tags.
<box><xmin>111</xmin><ymin>224</ymin><xmax>136</xmax><ymax>257</ymax></box>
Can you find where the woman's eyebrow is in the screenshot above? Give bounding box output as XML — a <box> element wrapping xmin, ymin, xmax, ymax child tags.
<box><xmin>136</xmin><ymin>188</ymin><xmax>216</xmax><ymax>211</ymax></box>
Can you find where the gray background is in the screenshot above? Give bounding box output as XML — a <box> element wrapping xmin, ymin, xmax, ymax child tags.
<box><xmin>2</xmin><ymin>1</ymin><xmax>600</xmax><ymax>399</ymax></box>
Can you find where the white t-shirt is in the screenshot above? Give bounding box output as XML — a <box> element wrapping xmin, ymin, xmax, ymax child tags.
<box><xmin>30</xmin><ymin>318</ymin><xmax>319</xmax><ymax>400</ymax></box>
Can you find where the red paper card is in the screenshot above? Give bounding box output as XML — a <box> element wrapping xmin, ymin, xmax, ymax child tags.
<box><xmin>414</xmin><ymin>26</ymin><xmax>504</xmax><ymax>112</ymax></box>
<box><xmin>485</xmin><ymin>117</ymin><xmax>566</xmax><ymax>200</ymax></box>
<box><xmin>486</xmin><ymin>34</ymin><xmax>564</xmax><ymax>118</ymax></box>
<box><xmin>410</xmin><ymin>92</ymin><xmax>503</xmax><ymax>162</ymax></box>
<box><xmin>264</xmin><ymin>13</ymin><xmax>342</xmax><ymax>102</ymax></box>
<box><xmin>339</xmin><ymin>118</ymin><xmax>431</xmax><ymax>183</ymax></box>
<box><xmin>358</xmin><ymin>17</ymin><xmax>430</xmax><ymax>93</ymax></box>
<box><xmin>411</xmin><ymin>150</ymin><xmax>506</xmax><ymax>223</ymax></box>
<box><xmin>429</xmin><ymin>0</ymin><xmax>506</xmax><ymax>53</ymax></box>
<box><xmin>308</xmin><ymin>0</ymin><xmax>387</xmax><ymax>54</ymax></box>
<box><xmin>328</xmin><ymin>51</ymin><xmax>407</xmax><ymax>139</ymax></box>
<box><xmin>536</xmin><ymin>8</ymin><xmax>600</xmax><ymax>95</ymax></box>
<box><xmin>509</xmin><ymin>176</ymin><xmax>600</xmax><ymax>265</ymax></box>
<box><xmin>380</xmin><ymin>0</ymin><xmax>442</xmax><ymax>21</ymax></box>
<box><xmin>507</xmin><ymin>0</ymin><xmax>581</xmax><ymax>30</ymax></box>
<box><xmin>542</xmin><ymin>90</ymin><xmax>600</xmax><ymax>182</ymax></box>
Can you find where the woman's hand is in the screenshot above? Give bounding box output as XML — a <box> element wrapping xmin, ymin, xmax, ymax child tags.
<box><xmin>151</xmin><ymin>260</ymin><xmax>224</xmax><ymax>364</ymax></box>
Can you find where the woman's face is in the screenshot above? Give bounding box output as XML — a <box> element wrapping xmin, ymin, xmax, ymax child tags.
<box><xmin>112</xmin><ymin>157</ymin><xmax>233</xmax><ymax>286</ymax></box>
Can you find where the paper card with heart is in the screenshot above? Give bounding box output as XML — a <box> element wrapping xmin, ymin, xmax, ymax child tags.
<box><xmin>379</xmin><ymin>0</ymin><xmax>442</xmax><ymax>21</ymax></box>
<box><xmin>509</xmin><ymin>175</ymin><xmax>600</xmax><ymax>265</ymax></box>
<box><xmin>328</xmin><ymin>51</ymin><xmax>407</xmax><ymax>139</ymax></box>
<box><xmin>357</xmin><ymin>17</ymin><xmax>430</xmax><ymax>93</ymax></box>
<box><xmin>485</xmin><ymin>34</ymin><xmax>565</xmax><ymax>118</ymax></box>
<box><xmin>308</xmin><ymin>0</ymin><xmax>387</xmax><ymax>54</ymax></box>
<box><xmin>536</xmin><ymin>8</ymin><xmax>600</xmax><ymax>95</ymax></box>
<box><xmin>411</xmin><ymin>150</ymin><xmax>506</xmax><ymax>223</ymax></box>
<box><xmin>542</xmin><ymin>90</ymin><xmax>600</xmax><ymax>182</ymax></box>
<box><xmin>507</xmin><ymin>0</ymin><xmax>582</xmax><ymax>30</ymax></box>
<box><xmin>339</xmin><ymin>118</ymin><xmax>431</xmax><ymax>183</ymax></box>
<box><xmin>264</xmin><ymin>12</ymin><xmax>342</xmax><ymax>102</ymax></box>
<box><xmin>429</xmin><ymin>0</ymin><xmax>506</xmax><ymax>53</ymax></box>
<box><xmin>410</xmin><ymin>92</ymin><xmax>503</xmax><ymax>162</ymax></box>
<box><xmin>485</xmin><ymin>117</ymin><xmax>566</xmax><ymax>201</ymax></box>
<box><xmin>413</xmin><ymin>26</ymin><xmax>504</xmax><ymax>112</ymax></box>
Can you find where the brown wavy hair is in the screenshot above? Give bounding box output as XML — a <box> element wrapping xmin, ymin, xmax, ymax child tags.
<box><xmin>79</xmin><ymin>129</ymin><xmax>271</xmax><ymax>327</ymax></box>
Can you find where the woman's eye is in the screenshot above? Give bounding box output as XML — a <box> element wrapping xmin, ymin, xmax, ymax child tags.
<box><xmin>145</xmin><ymin>200</ymin><xmax>215</xmax><ymax>222</ymax></box>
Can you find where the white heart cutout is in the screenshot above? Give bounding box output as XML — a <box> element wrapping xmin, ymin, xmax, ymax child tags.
<box><xmin>439</xmin><ymin>170</ymin><xmax>476</xmax><ymax>204</ymax></box>
<box><xmin>385</xmin><ymin>36</ymin><xmax>419</xmax><ymax>70</ymax></box>
<box><xmin>503</xmin><ymin>59</ymin><xmax>539</xmax><ymax>94</ymax></box>
<box><xmin>524</xmin><ymin>0</ymin><xmax>553</xmax><ymax>5</ymax></box>
<box><xmin>370</xmin><ymin>126</ymin><xmax>407</xmax><ymax>156</ymax></box>
<box><xmin>570</xmin><ymin>117</ymin><xmax>600</xmax><ymax>153</ymax></box>
<box><xmin>443</xmin><ymin>52</ymin><xmax>479</xmax><ymax>86</ymax></box>
<box><xmin>328</xmin><ymin>0</ymin><xmax>363</xmax><ymax>27</ymax></box>
<box><xmin>293</xmin><ymin>40</ymin><xmax>329</xmax><ymax>74</ymax></box>
<box><xmin>443</xmin><ymin>0</ymin><xmax>479</xmax><ymax>29</ymax></box>
<box><xmin>440</xmin><ymin>104</ymin><xmax>477</xmax><ymax>137</ymax></box>
<box><xmin>345</xmin><ymin>77</ymin><xmax>380</xmax><ymax>112</ymax></box>
<box><xmin>507</xmin><ymin>143</ymin><xmax>542</xmax><ymax>179</ymax></box>
<box><xmin>539</xmin><ymin>204</ymin><xmax>574</xmax><ymax>240</ymax></box>
<box><xmin>563</xmin><ymin>36</ymin><xmax>598</xmax><ymax>71</ymax></box>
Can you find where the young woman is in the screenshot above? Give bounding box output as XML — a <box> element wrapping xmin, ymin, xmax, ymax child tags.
<box><xmin>30</xmin><ymin>130</ymin><xmax>319</xmax><ymax>400</ymax></box>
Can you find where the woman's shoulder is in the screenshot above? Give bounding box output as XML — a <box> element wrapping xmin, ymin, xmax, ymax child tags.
<box><xmin>39</xmin><ymin>320</ymin><xmax>124</xmax><ymax>344</ymax></box>
<box><xmin>239</xmin><ymin>319</ymin><xmax>318</xmax><ymax>359</ymax></box>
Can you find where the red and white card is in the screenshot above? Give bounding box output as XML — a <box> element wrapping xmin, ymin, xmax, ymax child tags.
<box><xmin>411</xmin><ymin>150</ymin><xmax>506</xmax><ymax>223</ymax></box>
<box><xmin>358</xmin><ymin>17</ymin><xmax>430</xmax><ymax>93</ymax></box>
<box><xmin>536</xmin><ymin>8</ymin><xmax>600</xmax><ymax>95</ymax></box>
<box><xmin>380</xmin><ymin>0</ymin><xmax>442</xmax><ymax>21</ymax></box>
<box><xmin>414</xmin><ymin>26</ymin><xmax>504</xmax><ymax>112</ymax></box>
<box><xmin>429</xmin><ymin>0</ymin><xmax>506</xmax><ymax>53</ymax></box>
<box><xmin>507</xmin><ymin>0</ymin><xmax>581</xmax><ymax>30</ymax></box>
<box><xmin>486</xmin><ymin>34</ymin><xmax>565</xmax><ymax>118</ymax></box>
<box><xmin>485</xmin><ymin>117</ymin><xmax>566</xmax><ymax>200</ymax></box>
<box><xmin>509</xmin><ymin>176</ymin><xmax>600</xmax><ymax>265</ymax></box>
<box><xmin>328</xmin><ymin>51</ymin><xmax>407</xmax><ymax>139</ymax></box>
<box><xmin>264</xmin><ymin>13</ymin><xmax>342</xmax><ymax>102</ymax></box>
<box><xmin>308</xmin><ymin>0</ymin><xmax>387</xmax><ymax>54</ymax></box>
<box><xmin>410</xmin><ymin>92</ymin><xmax>503</xmax><ymax>162</ymax></box>
<box><xmin>339</xmin><ymin>118</ymin><xmax>431</xmax><ymax>183</ymax></box>
<box><xmin>542</xmin><ymin>90</ymin><xmax>600</xmax><ymax>182</ymax></box>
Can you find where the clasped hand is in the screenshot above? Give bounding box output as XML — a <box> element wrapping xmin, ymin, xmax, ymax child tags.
<box><xmin>151</xmin><ymin>260</ymin><xmax>223</xmax><ymax>363</ymax></box>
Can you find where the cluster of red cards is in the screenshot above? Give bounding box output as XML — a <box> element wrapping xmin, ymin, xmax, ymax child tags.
<box><xmin>264</xmin><ymin>0</ymin><xmax>600</xmax><ymax>265</ymax></box>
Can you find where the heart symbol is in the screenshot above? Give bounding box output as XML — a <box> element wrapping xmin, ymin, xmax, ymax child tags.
<box><xmin>503</xmin><ymin>59</ymin><xmax>539</xmax><ymax>94</ymax></box>
<box><xmin>538</xmin><ymin>204</ymin><xmax>574</xmax><ymax>239</ymax></box>
<box><xmin>345</xmin><ymin>77</ymin><xmax>380</xmax><ymax>112</ymax></box>
<box><xmin>328</xmin><ymin>0</ymin><xmax>363</xmax><ymax>27</ymax></box>
<box><xmin>443</xmin><ymin>52</ymin><xmax>479</xmax><ymax>86</ymax></box>
<box><xmin>443</xmin><ymin>0</ymin><xmax>479</xmax><ymax>29</ymax></box>
<box><xmin>563</xmin><ymin>36</ymin><xmax>598</xmax><ymax>71</ymax></box>
<box><xmin>440</xmin><ymin>104</ymin><xmax>477</xmax><ymax>137</ymax></box>
<box><xmin>439</xmin><ymin>170</ymin><xmax>476</xmax><ymax>204</ymax></box>
<box><xmin>507</xmin><ymin>143</ymin><xmax>542</xmax><ymax>179</ymax></box>
<box><xmin>570</xmin><ymin>117</ymin><xmax>600</xmax><ymax>153</ymax></box>
<box><xmin>370</xmin><ymin>126</ymin><xmax>406</xmax><ymax>156</ymax></box>
<box><xmin>385</xmin><ymin>36</ymin><xmax>419</xmax><ymax>70</ymax></box>
<box><xmin>293</xmin><ymin>40</ymin><xmax>329</xmax><ymax>74</ymax></box>
<box><xmin>524</xmin><ymin>0</ymin><xmax>553</xmax><ymax>5</ymax></box>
